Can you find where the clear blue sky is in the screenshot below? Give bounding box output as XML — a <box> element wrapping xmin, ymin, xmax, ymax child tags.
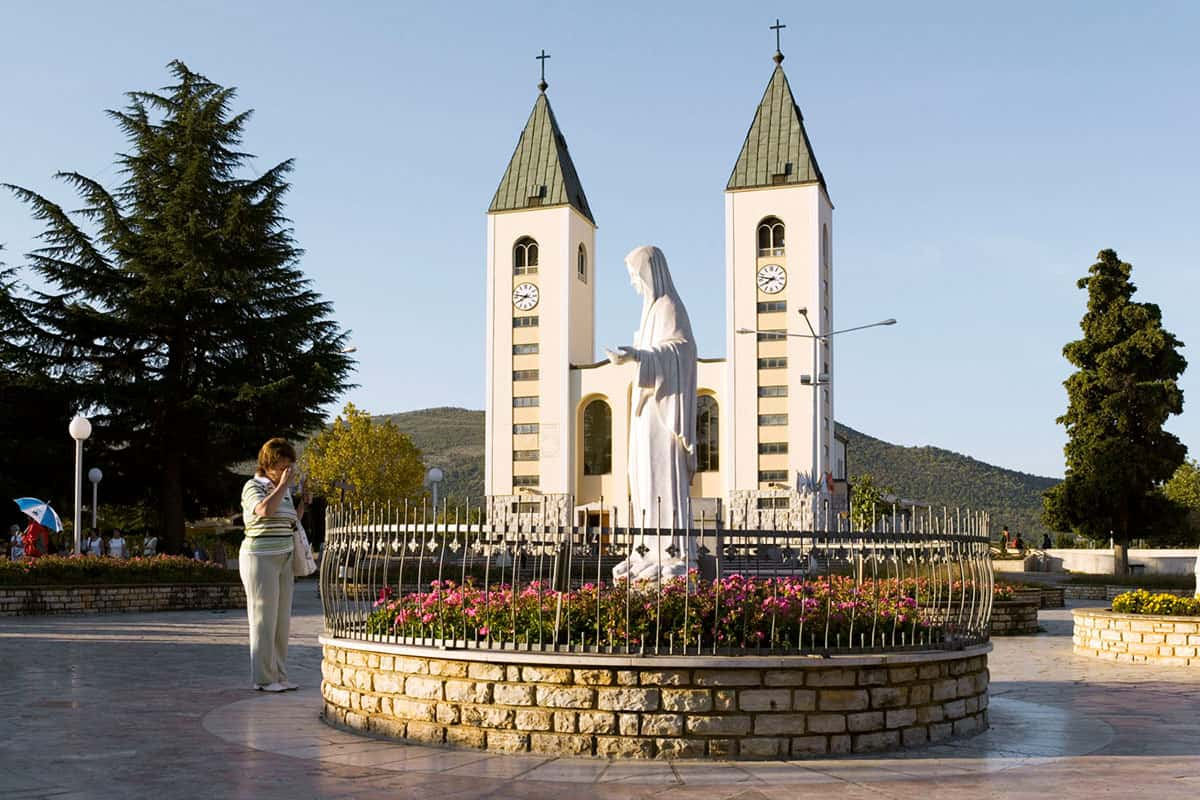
<box><xmin>3</xmin><ymin>1</ymin><xmax>1198</xmax><ymax>478</ymax></box>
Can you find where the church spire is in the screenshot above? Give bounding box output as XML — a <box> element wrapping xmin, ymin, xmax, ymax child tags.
<box><xmin>726</xmin><ymin>26</ymin><xmax>826</xmax><ymax>194</ymax></box>
<box><xmin>489</xmin><ymin>54</ymin><xmax>594</xmax><ymax>224</ymax></box>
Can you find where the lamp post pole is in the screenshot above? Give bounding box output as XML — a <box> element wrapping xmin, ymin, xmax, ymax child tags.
<box><xmin>88</xmin><ymin>468</ymin><xmax>104</xmax><ymax>531</ymax></box>
<box><xmin>68</xmin><ymin>416</ymin><xmax>93</xmax><ymax>555</ymax></box>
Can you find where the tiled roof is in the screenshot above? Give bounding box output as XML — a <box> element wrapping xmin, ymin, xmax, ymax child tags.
<box><xmin>489</xmin><ymin>92</ymin><xmax>594</xmax><ymax>224</ymax></box>
<box><xmin>727</xmin><ymin>65</ymin><xmax>826</xmax><ymax>193</ymax></box>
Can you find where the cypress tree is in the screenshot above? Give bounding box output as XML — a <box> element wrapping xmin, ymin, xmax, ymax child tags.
<box><xmin>1042</xmin><ymin>249</ymin><xmax>1187</xmax><ymax>574</ymax></box>
<box><xmin>5</xmin><ymin>62</ymin><xmax>353</xmax><ymax>553</ymax></box>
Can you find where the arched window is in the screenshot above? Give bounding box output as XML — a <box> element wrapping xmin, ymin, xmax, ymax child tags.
<box><xmin>577</xmin><ymin>243</ymin><xmax>587</xmax><ymax>283</ymax></box>
<box><xmin>757</xmin><ymin>217</ymin><xmax>785</xmax><ymax>257</ymax></box>
<box><xmin>696</xmin><ymin>395</ymin><xmax>719</xmax><ymax>472</ymax></box>
<box><xmin>582</xmin><ymin>400</ymin><xmax>612</xmax><ymax>475</ymax></box>
<box><xmin>822</xmin><ymin>224</ymin><xmax>830</xmax><ymax>270</ymax></box>
<box><xmin>514</xmin><ymin>237</ymin><xmax>539</xmax><ymax>275</ymax></box>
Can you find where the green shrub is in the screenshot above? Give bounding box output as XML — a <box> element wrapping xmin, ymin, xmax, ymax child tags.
<box><xmin>1111</xmin><ymin>589</ymin><xmax>1200</xmax><ymax>616</ymax></box>
<box><xmin>0</xmin><ymin>555</ymin><xmax>240</xmax><ymax>586</ymax></box>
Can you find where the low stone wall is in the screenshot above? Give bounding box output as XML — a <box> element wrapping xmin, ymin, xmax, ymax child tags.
<box><xmin>1073</xmin><ymin>608</ymin><xmax>1200</xmax><ymax>666</ymax></box>
<box><xmin>319</xmin><ymin>637</ymin><xmax>990</xmax><ymax>760</ymax></box>
<box><xmin>989</xmin><ymin>599</ymin><xmax>1039</xmax><ymax>635</ymax></box>
<box><xmin>1063</xmin><ymin>585</ymin><xmax>1193</xmax><ymax>601</ymax></box>
<box><xmin>1040</xmin><ymin>587</ymin><xmax>1065</xmax><ymax>609</ymax></box>
<box><xmin>0</xmin><ymin>583</ymin><xmax>245</xmax><ymax>616</ymax></box>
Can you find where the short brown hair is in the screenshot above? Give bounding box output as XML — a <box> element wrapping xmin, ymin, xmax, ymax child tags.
<box><xmin>256</xmin><ymin>438</ymin><xmax>297</xmax><ymax>476</ymax></box>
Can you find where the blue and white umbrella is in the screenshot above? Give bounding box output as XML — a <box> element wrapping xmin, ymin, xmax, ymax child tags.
<box><xmin>13</xmin><ymin>498</ymin><xmax>64</xmax><ymax>532</ymax></box>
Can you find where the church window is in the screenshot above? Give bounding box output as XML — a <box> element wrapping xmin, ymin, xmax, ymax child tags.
<box><xmin>513</xmin><ymin>316</ymin><xmax>538</xmax><ymax>328</ymax></box>
<box><xmin>513</xmin><ymin>343</ymin><xmax>539</xmax><ymax>355</ymax></box>
<box><xmin>512</xmin><ymin>474</ymin><xmax>540</xmax><ymax>487</ymax></box>
<box><xmin>512</xmin><ymin>369</ymin><xmax>539</xmax><ymax>381</ymax></box>
<box><xmin>514</xmin><ymin>237</ymin><xmax>539</xmax><ymax>275</ymax></box>
<box><xmin>759</xmin><ymin>441</ymin><xmax>788</xmax><ymax>455</ymax></box>
<box><xmin>759</xmin><ymin>470</ymin><xmax>789</xmax><ymax>483</ymax></box>
<box><xmin>759</xmin><ymin>414</ymin><xmax>788</xmax><ymax>426</ymax></box>
<box><xmin>758</xmin><ymin>385</ymin><xmax>788</xmax><ymax>398</ymax></box>
<box><xmin>758</xmin><ymin>357</ymin><xmax>787</xmax><ymax>369</ymax></box>
<box><xmin>513</xmin><ymin>423</ymin><xmax>539</xmax><ymax>434</ymax></box>
<box><xmin>757</xmin><ymin>300</ymin><xmax>786</xmax><ymax>314</ymax></box>
<box><xmin>757</xmin><ymin>217</ymin><xmax>785</xmax><ymax>257</ymax></box>
<box><xmin>577</xmin><ymin>243</ymin><xmax>587</xmax><ymax>283</ymax></box>
<box><xmin>696</xmin><ymin>395</ymin><xmax>719</xmax><ymax>472</ymax></box>
<box><xmin>822</xmin><ymin>224</ymin><xmax>830</xmax><ymax>269</ymax></box>
<box><xmin>582</xmin><ymin>399</ymin><xmax>612</xmax><ymax>475</ymax></box>
<box><xmin>513</xmin><ymin>396</ymin><xmax>539</xmax><ymax>408</ymax></box>
<box><xmin>513</xmin><ymin>450</ymin><xmax>539</xmax><ymax>461</ymax></box>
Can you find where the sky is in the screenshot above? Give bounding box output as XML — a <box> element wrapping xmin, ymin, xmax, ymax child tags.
<box><xmin>2</xmin><ymin>1</ymin><xmax>1198</xmax><ymax>479</ymax></box>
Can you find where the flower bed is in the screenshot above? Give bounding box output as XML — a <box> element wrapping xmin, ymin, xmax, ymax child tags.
<box><xmin>1111</xmin><ymin>590</ymin><xmax>1200</xmax><ymax>616</ymax></box>
<box><xmin>1073</xmin><ymin>605</ymin><xmax>1200</xmax><ymax>666</ymax></box>
<box><xmin>0</xmin><ymin>555</ymin><xmax>238</xmax><ymax>587</ymax></box>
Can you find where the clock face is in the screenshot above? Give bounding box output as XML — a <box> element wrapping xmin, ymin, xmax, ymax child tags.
<box><xmin>757</xmin><ymin>264</ymin><xmax>787</xmax><ymax>294</ymax></box>
<box><xmin>512</xmin><ymin>282</ymin><xmax>539</xmax><ymax>311</ymax></box>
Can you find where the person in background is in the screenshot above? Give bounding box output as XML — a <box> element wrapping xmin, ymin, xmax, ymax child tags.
<box><xmin>193</xmin><ymin>541</ymin><xmax>209</xmax><ymax>562</ymax></box>
<box><xmin>1041</xmin><ymin>533</ymin><xmax>1052</xmax><ymax>550</ymax></box>
<box><xmin>1014</xmin><ymin>533</ymin><xmax>1025</xmax><ymax>552</ymax></box>
<box><xmin>108</xmin><ymin>528</ymin><xmax>128</xmax><ymax>559</ymax></box>
<box><xmin>143</xmin><ymin>533</ymin><xmax>158</xmax><ymax>557</ymax></box>
<box><xmin>8</xmin><ymin>525</ymin><xmax>22</xmax><ymax>560</ymax></box>
<box><xmin>87</xmin><ymin>528</ymin><xmax>104</xmax><ymax>557</ymax></box>
<box><xmin>23</xmin><ymin>520</ymin><xmax>51</xmax><ymax>558</ymax></box>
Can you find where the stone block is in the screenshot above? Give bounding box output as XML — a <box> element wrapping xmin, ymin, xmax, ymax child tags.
<box><xmin>595</xmin><ymin>736</ymin><xmax>654</xmax><ymax>758</ymax></box>
<box><xmin>615</xmin><ymin>670</ymin><xmax>639</xmax><ymax>685</ymax></box>
<box><xmin>886</xmin><ymin>708</ymin><xmax>917</xmax><ymax>729</ymax></box>
<box><xmin>461</xmin><ymin>706</ymin><xmax>514</xmax><ymax>729</ymax></box>
<box><xmin>396</xmin><ymin>657</ymin><xmax>430</xmax><ymax>674</ymax></box>
<box><xmin>754</xmin><ymin>714</ymin><xmax>807</xmax><ymax>735</ymax></box>
<box><xmin>636</xmin><ymin>669</ymin><xmax>690</xmax><ymax>686</ymax></box>
<box><xmin>902</xmin><ymin>726</ymin><xmax>929</xmax><ymax>747</ymax></box>
<box><xmin>360</xmin><ymin>694</ymin><xmax>381</xmax><ymax>713</ymax></box>
<box><xmin>515</xmin><ymin>709</ymin><xmax>553</xmax><ymax>731</ymax></box>
<box><xmin>536</xmin><ymin>686</ymin><xmax>595</xmax><ymax>709</ymax></box>
<box><xmin>917</xmin><ymin>664</ymin><xmax>940</xmax><ymax>680</ymax></box>
<box><xmin>856</xmin><ymin>668</ymin><xmax>888</xmax><ymax>686</ymax></box>
<box><xmin>573</xmin><ymin>669</ymin><xmax>614</xmax><ymax>686</ymax></box>
<box><xmin>619</xmin><ymin>713</ymin><xmax>639</xmax><ymax>736</ymax></box>
<box><xmin>942</xmin><ymin>699</ymin><xmax>967</xmax><ymax>720</ymax></box>
<box><xmin>790</xmin><ymin>735</ymin><xmax>828</xmax><ymax>755</ymax></box>
<box><xmin>846</xmin><ymin>711</ymin><xmax>885</xmax><ymax>732</ymax></box>
<box><xmin>554</xmin><ymin>711</ymin><xmax>578</xmax><ymax>732</ymax></box>
<box><xmin>806</xmin><ymin>669</ymin><xmax>857</xmax><ymax>687</ymax></box>
<box><xmin>931</xmin><ymin>678</ymin><xmax>958</xmax><ymax>702</ymax></box>
<box><xmin>694</xmin><ymin>669</ymin><xmax>761</xmax><ymax>686</ymax></box>
<box><xmin>928</xmin><ymin>722</ymin><xmax>953</xmax><ymax>742</ymax></box>
<box><xmin>869</xmin><ymin>686</ymin><xmax>907</xmax><ymax>708</ymax></box>
<box><xmin>764</xmin><ymin>670</ymin><xmax>806</xmax><ymax>687</ymax></box>
<box><xmin>378</xmin><ymin>655</ymin><xmax>394</xmax><ymax>671</ymax></box>
<box><xmin>953</xmin><ymin>714</ymin><xmax>984</xmax><ymax>736</ymax></box>
<box><xmin>493</xmin><ymin>683</ymin><xmax>536</xmax><ymax>706</ymax></box>
<box><xmin>373</xmin><ymin>672</ymin><xmax>405</xmax><ymax>694</ymax></box>
<box><xmin>391</xmin><ymin>697</ymin><xmax>436</xmax><ymax>721</ymax></box>
<box><xmin>428</xmin><ymin>659</ymin><xmax>468</xmax><ymax>678</ymax></box>
<box><xmin>806</xmin><ymin>714</ymin><xmax>847</xmax><ymax>734</ymax></box>
<box><xmin>739</xmin><ymin>737</ymin><xmax>789</xmax><ymax>758</ymax></box>
<box><xmin>853</xmin><ymin>730</ymin><xmax>901</xmax><ymax>752</ymax></box>
<box><xmin>708</xmin><ymin>738</ymin><xmax>738</xmax><ymax>758</ymax></box>
<box><xmin>444</xmin><ymin>680</ymin><xmax>491</xmax><ymax>704</ymax></box>
<box><xmin>641</xmin><ymin>713</ymin><xmax>684</xmax><ymax>736</ymax></box>
<box><xmin>436</xmin><ymin>703</ymin><xmax>460</xmax><ymax>724</ymax></box>
<box><xmin>829</xmin><ymin>734</ymin><xmax>852</xmax><ymax>754</ymax></box>
<box><xmin>447</xmin><ymin>726</ymin><xmax>486</xmax><ymax>748</ymax></box>
<box><xmin>888</xmin><ymin>667</ymin><xmax>918</xmax><ymax>684</ymax></box>
<box><xmin>739</xmin><ymin>689</ymin><xmax>791</xmax><ymax>712</ymax></box>
<box><xmin>405</xmin><ymin>676</ymin><xmax>444</xmax><ymax>700</ymax></box>
<box><xmin>577</xmin><ymin>711</ymin><xmax>617</xmax><ymax>735</ymax></box>
<box><xmin>792</xmin><ymin>689</ymin><xmax>817</xmax><ymax>711</ymax></box>
<box><xmin>713</xmin><ymin>690</ymin><xmax>737</xmax><ymax>711</ymax></box>
<box><xmin>344</xmin><ymin>711</ymin><xmax>368</xmax><ymax>730</ymax></box>
<box><xmin>598</xmin><ymin>687</ymin><xmax>660</xmax><ymax>711</ymax></box>
<box><xmin>486</xmin><ymin>731</ymin><xmax>529</xmax><ymax>753</ymax></box>
<box><xmin>521</xmin><ymin>666</ymin><xmax>573</xmax><ymax>684</ymax></box>
<box><xmin>662</xmin><ymin>689</ymin><xmax>712</xmax><ymax>712</ymax></box>
<box><xmin>685</xmin><ymin>714</ymin><xmax>752</xmax><ymax>735</ymax></box>
<box><xmin>655</xmin><ymin>738</ymin><xmax>706</xmax><ymax>759</ymax></box>
<box><xmin>530</xmin><ymin>733</ymin><xmax>593</xmax><ymax>756</ymax></box>
<box><xmin>468</xmin><ymin>662</ymin><xmax>505</xmax><ymax>681</ymax></box>
<box><xmin>368</xmin><ymin>716</ymin><xmax>406</xmax><ymax>738</ymax></box>
<box><xmin>405</xmin><ymin>721</ymin><xmax>446</xmax><ymax>744</ymax></box>
<box><xmin>819</xmin><ymin>689</ymin><xmax>869</xmax><ymax>711</ymax></box>
<box><xmin>506</xmin><ymin>666</ymin><xmax>522</xmax><ymax>682</ymax></box>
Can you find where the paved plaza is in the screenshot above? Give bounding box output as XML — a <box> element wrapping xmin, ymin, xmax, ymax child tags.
<box><xmin>1</xmin><ymin>586</ymin><xmax>1197</xmax><ymax>800</ymax></box>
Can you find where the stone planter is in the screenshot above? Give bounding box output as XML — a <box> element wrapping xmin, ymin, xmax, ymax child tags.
<box><xmin>1063</xmin><ymin>585</ymin><xmax>1193</xmax><ymax>602</ymax></box>
<box><xmin>1072</xmin><ymin>607</ymin><xmax>1200</xmax><ymax>666</ymax></box>
<box><xmin>320</xmin><ymin>637</ymin><xmax>991</xmax><ymax>760</ymax></box>
<box><xmin>1040</xmin><ymin>587</ymin><xmax>1065</xmax><ymax>609</ymax></box>
<box><xmin>1008</xmin><ymin>587</ymin><xmax>1043</xmax><ymax>606</ymax></box>
<box><xmin>0</xmin><ymin>583</ymin><xmax>245</xmax><ymax>616</ymax></box>
<box><xmin>989</xmin><ymin>599</ymin><xmax>1039</xmax><ymax>635</ymax></box>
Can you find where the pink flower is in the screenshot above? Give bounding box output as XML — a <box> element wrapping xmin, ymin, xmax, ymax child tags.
<box><xmin>478</xmin><ymin>626</ymin><xmax>490</xmax><ymax>637</ymax></box>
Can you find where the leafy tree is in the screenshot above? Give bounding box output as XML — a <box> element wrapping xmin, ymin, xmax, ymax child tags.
<box><xmin>1042</xmin><ymin>249</ymin><xmax>1187</xmax><ymax>574</ymax></box>
<box><xmin>3</xmin><ymin>62</ymin><xmax>353</xmax><ymax>553</ymax></box>
<box><xmin>1162</xmin><ymin>459</ymin><xmax>1200</xmax><ymax>544</ymax></box>
<box><xmin>301</xmin><ymin>403</ymin><xmax>426</xmax><ymax>507</ymax></box>
<box><xmin>850</xmin><ymin>472</ymin><xmax>895</xmax><ymax>530</ymax></box>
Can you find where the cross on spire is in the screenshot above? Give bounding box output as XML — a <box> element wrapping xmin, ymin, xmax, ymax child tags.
<box><xmin>770</xmin><ymin>18</ymin><xmax>786</xmax><ymax>64</ymax></box>
<box><xmin>536</xmin><ymin>49</ymin><xmax>550</xmax><ymax>93</ymax></box>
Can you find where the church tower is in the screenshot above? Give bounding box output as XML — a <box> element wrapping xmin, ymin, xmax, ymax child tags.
<box><xmin>484</xmin><ymin>71</ymin><xmax>597</xmax><ymax>522</ymax></box>
<box><xmin>724</xmin><ymin>45</ymin><xmax>834</xmax><ymax>518</ymax></box>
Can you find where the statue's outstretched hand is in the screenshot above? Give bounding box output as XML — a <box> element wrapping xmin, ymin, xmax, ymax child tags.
<box><xmin>605</xmin><ymin>346</ymin><xmax>638</xmax><ymax>365</ymax></box>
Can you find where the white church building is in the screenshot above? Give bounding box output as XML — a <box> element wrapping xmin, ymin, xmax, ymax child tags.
<box><xmin>483</xmin><ymin>49</ymin><xmax>848</xmax><ymax>529</ymax></box>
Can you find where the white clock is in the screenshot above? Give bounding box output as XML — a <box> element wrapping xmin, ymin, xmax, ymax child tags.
<box><xmin>512</xmin><ymin>282</ymin><xmax>539</xmax><ymax>311</ymax></box>
<box><xmin>757</xmin><ymin>264</ymin><xmax>787</xmax><ymax>294</ymax></box>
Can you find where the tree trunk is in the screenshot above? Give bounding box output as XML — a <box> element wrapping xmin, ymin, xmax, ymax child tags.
<box><xmin>161</xmin><ymin>453</ymin><xmax>186</xmax><ymax>555</ymax></box>
<box><xmin>1113</xmin><ymin>538</ymin><xmax>1130</xmax><ymax>576</ymax></box>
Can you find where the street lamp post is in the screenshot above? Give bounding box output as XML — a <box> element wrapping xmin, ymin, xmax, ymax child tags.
<box><xmin>68</xmin><ymin>416</ymin><xmax>93</xmax><ymax>555</ymax></box>
<box><xmin>425</xmin><ymin>467</ymin><xmax>445</xmax><ymax>518</ymax></box>
<box><xmin>88</xmin><ymin>468</ymin><xmax>103</xmax><ymax>530</ymax></box>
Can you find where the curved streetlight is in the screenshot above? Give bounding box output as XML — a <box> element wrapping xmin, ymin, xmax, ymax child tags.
<box><xmin>69</xmin><ymin>416</ymin><xmax>92</xmax><ymax>555</ymax></box>
<box><xmin>88</xmin><ymin>468</ymin><xmax>103</xmax><ymax>531</ymax></box>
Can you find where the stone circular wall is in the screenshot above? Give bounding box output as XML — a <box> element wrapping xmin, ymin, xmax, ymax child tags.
<box><xmin>319</xmin><ymin>636</ymin><xmax>990</xmax><ymax>760</ymax></box>
<box><xmin>1073</xmin><ymin>607</ymin><xmax>1200</xmax><ymax>666</ymax></box>
<box><xmin>989</xmin><ymin>599</ymin><xmax>1039</xmax><ymax>635</ymax></box>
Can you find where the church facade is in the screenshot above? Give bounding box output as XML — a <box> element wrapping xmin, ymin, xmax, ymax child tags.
<box><xmin>483</xmin><ymin>52</ymin><xmax>847</xmax><ymax>529</ymax></box>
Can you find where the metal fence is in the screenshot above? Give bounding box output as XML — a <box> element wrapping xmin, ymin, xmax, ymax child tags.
<box><xmin>320</xmin><ymin>500</ymin><xmax>993</xmax><ymax>657</ymax></box>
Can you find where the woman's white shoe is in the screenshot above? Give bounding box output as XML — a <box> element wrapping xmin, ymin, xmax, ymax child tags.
<box><xmin>255</xmin><ymin>682</ymin><xmax>288</xmax><ymax>692</ymax></box>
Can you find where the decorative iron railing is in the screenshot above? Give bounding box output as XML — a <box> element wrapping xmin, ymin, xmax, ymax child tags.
<box><xmin>320</xmin><ymin>501</ymin><xmax>993</xmax><ymax>657</ymax></box>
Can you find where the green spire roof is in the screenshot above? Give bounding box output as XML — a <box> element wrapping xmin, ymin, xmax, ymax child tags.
<box><xmin>727</xmin><ymin>65</ymin><xmax>826</xmax><ymax>193</ymax></box>
<box><xmin>490</xmin><ymin>92</ymin><xmax>594</xmax><ymax>224</ymax></box>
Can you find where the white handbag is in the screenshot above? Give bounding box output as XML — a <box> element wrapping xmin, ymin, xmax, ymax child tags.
<box><xmin>292</xmin><ymin>521</ymin><xmax>318</xmax><ymax>577</ymax></box>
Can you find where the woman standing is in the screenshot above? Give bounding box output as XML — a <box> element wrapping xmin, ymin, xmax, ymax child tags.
<box><xmin>240</xmin><ymin>438</ymin><xmax>308</xmax><ymax>692</ymax></box>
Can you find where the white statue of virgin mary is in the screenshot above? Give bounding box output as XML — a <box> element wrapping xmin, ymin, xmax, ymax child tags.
<box><xmin>605</xmin><ymin>246</ymin><xmax>698</xmax><ymax>583</ymax></box>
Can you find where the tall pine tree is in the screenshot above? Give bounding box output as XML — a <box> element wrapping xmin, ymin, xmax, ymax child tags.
<box><xmin>1042</xmin><ymin>249</ymin><xmax>1187</xmax><ymax>574</ymax></box>
<box><xmin>5</xmin><ymin>62</ymin><xmax>353</xmax><ymax>552</ymax></box>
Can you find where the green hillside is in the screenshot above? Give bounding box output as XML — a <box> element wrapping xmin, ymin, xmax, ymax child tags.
<box><xmin>381</xmin><ymin>408</ymin><xmax>1058</xmax><ymax>537</ymax></box>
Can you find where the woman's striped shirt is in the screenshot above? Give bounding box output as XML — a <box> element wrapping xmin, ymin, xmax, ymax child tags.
<box><xmin>241</xmin><ymin>477</ymin><xmax>296</xmax><ymax>556</ymax></box>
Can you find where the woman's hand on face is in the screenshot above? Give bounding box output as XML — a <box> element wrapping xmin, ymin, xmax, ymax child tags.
<box><xmin>278</xmin><ymin>465</ymin><xmax>295</xmax><ymax>489</ymax></box>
